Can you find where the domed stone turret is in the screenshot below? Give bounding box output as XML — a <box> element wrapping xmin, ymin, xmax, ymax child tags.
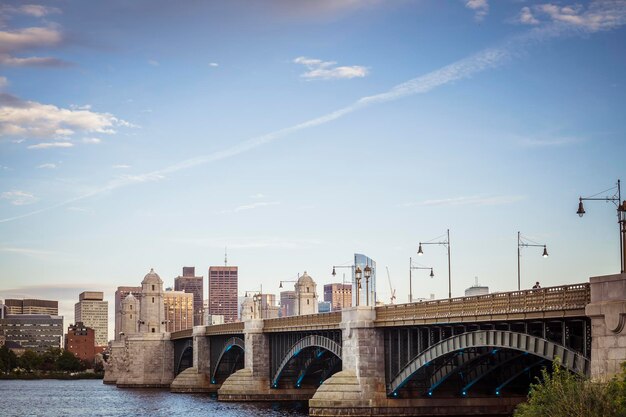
<box><xmin>240</xmin><ymin>296</ymin><xmax>255</xmax><ymax>321</ymax></box>
<box><xmin>121</xmin><ymin>293</ymin><xmax>139</xmax><ymax>336</ymax></box>
<box><xmin>139</xmin><ymin>268</ymin><xmax>166</xmax><ymax>334</ymax></box>
<box><xmin>295</xmin><ymin>271</ymin><xmax>317</xmax><ymax>316</ymax></box>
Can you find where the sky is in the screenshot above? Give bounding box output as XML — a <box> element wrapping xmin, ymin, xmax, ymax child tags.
<box><xmin>1</xmin><ymin>0</ymin><xmax>625</xmax><ymax>341</ymax></box>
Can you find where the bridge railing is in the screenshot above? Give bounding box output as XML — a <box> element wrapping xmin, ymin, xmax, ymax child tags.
<box><xmin>206</xmin><ymin>322</ymin><xmax>245</xmax><ymax>336</ymax></box>
<box><xmin>375</xmin><ymin>283</ymin><xmax>590</xmax><ymax>325</ymax></box>
<box><xmin>171</xmin><ymin>328</ymin><xmax>193</xmax><ymax>340</ymax></box>
<box><xmin>263</xmin><ymin>311</ymin><xmax>342</xmax><ymax>332</ymax></box>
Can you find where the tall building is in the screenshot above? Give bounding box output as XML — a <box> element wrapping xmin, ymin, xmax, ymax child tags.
<box><xmin>294</xmin><ymin>272</ymin><xmax>318</xmax><ymax>316</ymax></box>
<box><xmin>114</xmin><ymin>286</ymin><xmax>142</xmax><ymax>340</ymax></box>
<box><xmin>323</xmin><ymin>283</ymin><xmax>352</xmax><ymax>311</ymax></box>
<box><xmin>139</xmin><ymin>268</ymin><xmax>166</xmax><ymax>333</ymax></box>
<box><xmin>354</xmin><ymin>253</ymin><xmax>377</xmax><ymax>307</ymax></box>
<box><xmin>65</xmin><ymin>322</ymin><xmax>97</xmax><ymax>363</ymax></box>
<box><xmin>4</xmin><ymin>299</ymin><xmax>58</xmax><ymax>315</ymax></box>
<box><xmin>174</xmin><ymin>266</ymin><xmax>204</xmax><ymax>326</ymax></box>
<box><xmin>208</xmin><ymin>266</ymin><xmax>238</xmax><ymax>323</ymax></box>
<box><xmin>280</xmin><ymin>291</ymin><xmax>296</xmax><ymax>317</ymax></box>
<box><xmin>75</xmin><ymin>291</ymin><xmax>108</xmax><ymax>347</ymax></box>
<box><xmin>0</xmin><ymin>314</ymin><xmax>63</xmax><ymax>353</ymax></box>
<box><xmin>163</xmin><ymin>289</ymin><xmax>194</xmax><ymax>332</ymax></box>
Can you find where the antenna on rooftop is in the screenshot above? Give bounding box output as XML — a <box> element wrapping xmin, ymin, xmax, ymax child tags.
<box><xmin>225</xmin><ymin>247</ymin><xmax>228</xmax><ymax>266</ymax></box>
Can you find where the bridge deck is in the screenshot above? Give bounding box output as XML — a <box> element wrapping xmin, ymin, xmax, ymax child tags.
<box><xmin>374</xmin><ymin>283</ymin><xmax>590</xmax><ymax>326</ymax></box>
<box><xmin>264</xmin><ymin>311</ymin><xmax>342</xmax><ymax>332</ymax></box>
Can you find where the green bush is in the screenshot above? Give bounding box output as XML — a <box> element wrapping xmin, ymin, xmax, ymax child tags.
<box><xmin>514</xmin><ymin>360</ymin><xmax>626</xmax><ymax>417</ymax></box>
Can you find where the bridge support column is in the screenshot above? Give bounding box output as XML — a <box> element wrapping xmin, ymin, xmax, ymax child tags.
<box><xmin>219</xmin><ymin>319</ymin><xmax>274</xmax><ymax>400</ymax></box>
<box><xmin>103</xmin><ymin>340</ymin><xmax>125</xmax><ymax>384</ymax></box>
<box><xmin>171</xmin><ymin>326</ymin><xmax>214</xmax><ymax>393</ymax></box>
<box><xmin>310</xmin><ymin>306</ymin><xmax>388</xmax><ymax>416</ymax></box>
<box><xmin>586</xmin><ymin>272</ymin><xmax>626</xmax><ymax>380</ymax></box>
<box><xmin>114</xmin><ymin>333</ymin><xmax>174</xmax><ymax>388</ymax></box>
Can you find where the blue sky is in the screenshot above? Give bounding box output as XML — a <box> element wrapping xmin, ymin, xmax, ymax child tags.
<box><xmin>1</xmin><ymin>1</ymin><xmax>625</xmax><ymax>339</ymax></box>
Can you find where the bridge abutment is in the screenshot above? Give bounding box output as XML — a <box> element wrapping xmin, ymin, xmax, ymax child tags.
<box><xmin>115</xmin><ymin>333</ymin><xmax>174</xmax><ymax>388</ymax></box>
<box><xmin>171</xmin><ymin>326</ymin><xmax>215</xmax><ymax>393</ymax></box>
<box><xmin>310</xmin><ymin>306</ymin><xmax>388</xmax><ymax>416</ymax></box>
<box><xmin>586</xmin><ymin>272</ymin><xmax>626</xmax><ymax>380</ymax></box>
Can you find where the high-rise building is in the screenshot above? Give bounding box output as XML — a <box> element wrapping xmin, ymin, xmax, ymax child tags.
<box><xmin>354</xmin><ymin>253</ymin><xmax>377</xmax><ymax>307</ymax></box>
<box><xmin>323</xmin><ymin>283</ymin><xmax>352</xmax><ymax>311</ymax></box>
<box><xmin>114</xmin><ymin>286</ymin><xmax>142</xmax><ymax>340</ymax></box>
<box><xmin>75</xmin><ymin>292</ymin><xmax>108</xmax><ymax>347</ymax></box>
<box><xmin>208</xmin><ymin>266</ymin><xmax>238</xmax><ymax>323</ymax></box>
<box><xmin>4</xmin><ymin>299</ymin><xmax>58</xmax><ymax>315</ymax></box>
<box><xmin>0</xmin><ymin>314</ymin><xmax>63</xmax><ymax>353</ymax></box>
<box><xmin>280</xmin><ymin>291</ymin><xmax>296</xmax><ymax>317</ymax></box>
<box><xmin>174</xmin><ymin>266</ymin><xmax>204</xmax><ymax>326</ymax></box>
<box><xmin>65</xmin><ymin>322</ymin><xmax>97</xmax><ymax>363</ymax></box>
<box><xmin>163</xmin><ymin>289</ymin><xmax>194</xmax><ymax>332</ymax></box>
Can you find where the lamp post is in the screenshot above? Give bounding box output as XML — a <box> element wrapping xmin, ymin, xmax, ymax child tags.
<box><xmin>417</xmin><ymin>229</ymin><xmax>451</xmax><ymax>298</ymax></box>
<box><xmin>517</xmin><ymin>231</ymin><xmax>549</xmax><ymax>291</ymax></box>
<box><xmin>278</xmin><ymin>279</ymin><xmax>298</xmax><ymax>316</ymax></box>
<box><xmin>409</xmin><ymin>256</ymin><xmax>434</xmax><ymax>303</ymax></box>
<box><xmin>577</xmin><ymin>179</ymin><xmax>626</xmax><ymax>274</ymax></box>
<box><xmin>332</xmin><ymin>264</ymin><xmax>355</xmax><ymax>310</ymax></box>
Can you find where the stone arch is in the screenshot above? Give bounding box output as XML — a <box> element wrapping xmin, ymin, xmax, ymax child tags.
<box><xmin>388</xmin><ymin>330</ymin><xmax>589</xmax><ymax>396</ymax></box>
<box><xmin>271</xmin><ymin>334</ymin><xmax>342</xmax><ymax>388</ymax></box>
<box><xmin>175</xmin><ymin>346</ymin><xmax>193</xmax><ymax>375</ymax></box>
<box><xmin>211</xmin><ymin>337</ymin><xmax>245</xmax><ymax>384</ymax></box>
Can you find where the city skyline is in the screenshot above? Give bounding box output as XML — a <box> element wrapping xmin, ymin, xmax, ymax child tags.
<box><xmin>1</xmin><ymin>1</ymin><xmax>626</xmax><ymax>341</ymax></box>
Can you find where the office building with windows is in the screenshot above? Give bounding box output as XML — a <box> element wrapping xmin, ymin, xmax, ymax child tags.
<box><xmin>208</xmin><ymin>266</ymin><xmax>238</xmax><ymax>323</ymax></box>
<box><xmin>174</xmin><ymin>266</ymin><xmax>204</xmax><ymax>326</ymax></box>
<box><xmin>75</xmin><ymin>292</ymin><xmax>108</xmax><ymax>347</ymax></box>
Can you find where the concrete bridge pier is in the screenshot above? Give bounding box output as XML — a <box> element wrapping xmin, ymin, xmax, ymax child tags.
<box><xmin>586</xmin><ymin>272</ymin><xmax>626</xmax><ymax>380</ymax></box>
<box><xmin>171</xmin><ymin>326</ymin><xmax>218</xmax><ymax>393</ymax></box>
<box><xmin>310</xmin><ymin>306</ymin><xmax>388</xmax><ymax>416</ymax></box>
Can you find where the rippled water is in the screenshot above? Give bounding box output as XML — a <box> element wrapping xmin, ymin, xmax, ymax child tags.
<box><xmin>0</xmin><ymin>380</ymin><xmax>308</xmax><ymax>417</ymax></box>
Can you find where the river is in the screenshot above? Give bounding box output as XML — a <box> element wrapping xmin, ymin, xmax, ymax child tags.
<box><xmin>0</xmin><ymin>380</ymin><xmax>308</xmax><ymax>417</ymax></box>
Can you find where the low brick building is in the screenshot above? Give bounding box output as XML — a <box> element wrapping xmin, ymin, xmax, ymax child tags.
<box><xmin>65</xmin><ymin>322</ymin><xmax>96</xmax><ymax>363</ymax></box>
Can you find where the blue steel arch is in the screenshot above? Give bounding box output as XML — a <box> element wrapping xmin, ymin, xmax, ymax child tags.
<box><xmin>271</xmin><ymin>335</ymin><xmax>342</xmax><ymax>388</ymax></box>
<box><xmin>211</xmin><ymin>336</ymin><xmax>245</xmax><ymax>384</ymax></box>
<box><xmin>388</xmin><ymin>330</ymin><xmax>589</xmax><ymax>396</ymax></box>
<box><xmin>174</xmin><ymin>339</ymin><xmax>193</xmax><ymax>375</ymax></box>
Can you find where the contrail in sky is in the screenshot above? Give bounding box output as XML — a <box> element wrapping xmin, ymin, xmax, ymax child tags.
<box><xmin>2</xmin><ymin>10</ymin><xmax>624</xmax><ymax>224</ymax></box>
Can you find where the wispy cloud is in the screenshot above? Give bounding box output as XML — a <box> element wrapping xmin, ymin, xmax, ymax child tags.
<box><xmin>148</xmin><ymin>59</ymin><xmax>159</xmax><ymax>66</ymax></box>
<box><xmin>518</xmin><ymin>6</ymin><xmax>540</xmax><ymax>25</ymax></box>
<box><xmin>518</xmin><ymin>2</ymin><xmax>626</xmax><ymax>31</ymax></box>
<box><xmin>519</xmin><ymin>136</ymin><xmax>584</xmax><ymax>147</ymax></box>
<box><xmin>1</xmin><ymin>190</ymin><xmax>38</xmax><ymax>206</ymax></box>
<box><xmin>3</xmin><ymin>5</ymin><xmax>626</xmax><ymax>224</ymax></box>
<box><xmin>233</xmin><ymin>201</ymin><xmax>280</xmax><ymax>212</ymax></box>
<box><xmin>0</xmin><ymin>24</ymin><xmax>71</xmax><ymax>68</ymax></box>
<box><xmin>1</xmin><ymin>93</ymin><xmax>132</xmax><ymax>140</ymax></box>
<box><xmin>209</xmin><ymin>62</ymin><xmax>219</xmax><ymax>67</ymax></box>
<box><xmin>172</xmin><ymin>236</ymin><xmax>322</xmax><ymax>250</ymax></box>
<box><xmin>27</xmin><ymin>141</ymin><xmax>73</xmax><ymax>149</ymax></box>
<box><xmin>82</xmin><ymin>137</ymin><xmax>101</xmax><ymax>144</ymax></box>
<box><xmin>0</xmin><ymin>76</ymin><xmax>7</xmax><ymax>89</ymax></box>
<box><xmin>465</xmin><ymin>0</ymin><xmax>489</xmax><ymax>22</ymax></box>
<box><xmin>0</xmin><ymin>245</ymin><xmax>56</xmax><ymax>257</ymax></box>
<box><xmin>250</xmin><ymin>193</ymin><xmax>266</xmax><ymax>199</ymax></box>
<box><xmin>37</xmin><ymin>163</ymin><xmax>56</xmax><ymax>169</ymax></box>
<box><xmin>400</xmin><ymin>195</ymin><xmax>526</xmax><ymax>208</ymax></box>
<box><xmin>293</xmin><ymin>56</ymin><xmax>368</xmax><ymax>80</ymax></box>
<box><xmin>112</xmin><ymin>164</ymin><xmax>131</xmax><ymax>169</ymax></box>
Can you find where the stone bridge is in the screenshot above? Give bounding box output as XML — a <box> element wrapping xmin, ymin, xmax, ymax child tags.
<box><xmin>105</xmin><ymin>273</ymin><xmax>626</xmax><ymax>416</ymax></box>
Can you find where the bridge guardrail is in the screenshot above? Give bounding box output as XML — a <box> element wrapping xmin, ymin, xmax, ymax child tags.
<box><xmin>206</xmin><ymin>322</ymin><xmax>245</xmax><ymax>335</ymax></box>
<box><xmin>375</xmin><ymin>283</ymin><xmax>590</xmax><ymax>325</ymax></box>
<box><xmin>263</xmin><ymin>311</ymin><xmax>342</xmax><ymax>332</ymax></box>
<box><xmin>170</xmin><ymin>328</ymin><xmax>193</xmax><ymax>340</ymax></box>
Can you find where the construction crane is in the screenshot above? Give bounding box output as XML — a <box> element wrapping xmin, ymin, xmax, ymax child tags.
<box><xmin>386</xmin><ymin>266</ymin><xmax>396</xmax><ymax>304</ymax></box>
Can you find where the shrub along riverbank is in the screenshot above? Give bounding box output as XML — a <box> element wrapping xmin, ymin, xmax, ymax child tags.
<box><xmin>0</xmin><ymin>345</ymin><xmax>104</xmax><ymax>380</ymax></box>
<box><xmin>514</xmin><ymin>360</ymin><xmax>626</xmax><ymax>417</ymax></box>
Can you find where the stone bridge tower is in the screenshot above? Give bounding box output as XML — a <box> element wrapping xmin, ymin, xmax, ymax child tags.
<box><xmin>120</xmin><ymin>293</ymin><xmax>139</xmax><ymax>336</ymax></box>
<box><xmin>140</xmin><ymin>268</ymin><xmax>165</xmax><ymax>333</ymax></box>
<box><xmin>294</xmin><ymin>271</ymin><xmax>318</xmax><ymax>315</ymax></box>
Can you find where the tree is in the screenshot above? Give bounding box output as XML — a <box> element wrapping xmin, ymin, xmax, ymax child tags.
<box><xmin>0</xmin><ymin>345</ymin><xmax>18</xmax><ymax>373</ymax></box>
<box><xmin>19</xmin><ymin>350</ymin><xmax>43</xmax><ymax>371</ymax></box>
<box><xmin>56</xmin><ymin>350</ymin><xmax>84</xmax><ymax>372</ymax></box>
<box><xmin>40</xmin><ymin>347</ymin><xmax>62</xmax><ymax>371</ymax></box>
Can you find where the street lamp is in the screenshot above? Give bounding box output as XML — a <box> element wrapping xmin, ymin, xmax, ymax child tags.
<box><xmin>409</xmin><ymin>257</ymin><xmax>434</xmax><ymax>303</ymax></box>
<box><xmin>332</xmin><ymin>264</ymin><xmax>355</xmax><ymax>310</ymax></box>
<box><xmin>577</xmin><ymin>179</ymin><xmax>626</xmax><ymax>273</ymax></box>
<box><xmin>417</xmin><ymin>229</ymin><xmax>451</xmax><ymax>298</ymax></box>
<box><xmin>517</xmin><ymin>231</ymin><xmax>549</xmax><ymax>291</ymax></box>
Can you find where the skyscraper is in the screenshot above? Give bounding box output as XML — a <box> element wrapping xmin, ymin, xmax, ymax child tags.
<box><xmin>208</xmin><ymin>266</ymin><xmax>238</xmax><ymax>323</ymax></box>
<box><xmin>114</xmin><ymin>286</ymin><xmax>142</xmax><ymax>340</ymax></box>
<box><xmin>75</xmin><ymin>291</ymin><xmax>108</xmax><ymax>347</ymax></box>
<box><xmin>174</xmin><ymin>266</ymin><xmax>204</xmax><ymax>326</ymax></box>
<box><xmin>353</xmin><ymin>253</ymin><xmax>377</xmax><ymax>307</ymax></box>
